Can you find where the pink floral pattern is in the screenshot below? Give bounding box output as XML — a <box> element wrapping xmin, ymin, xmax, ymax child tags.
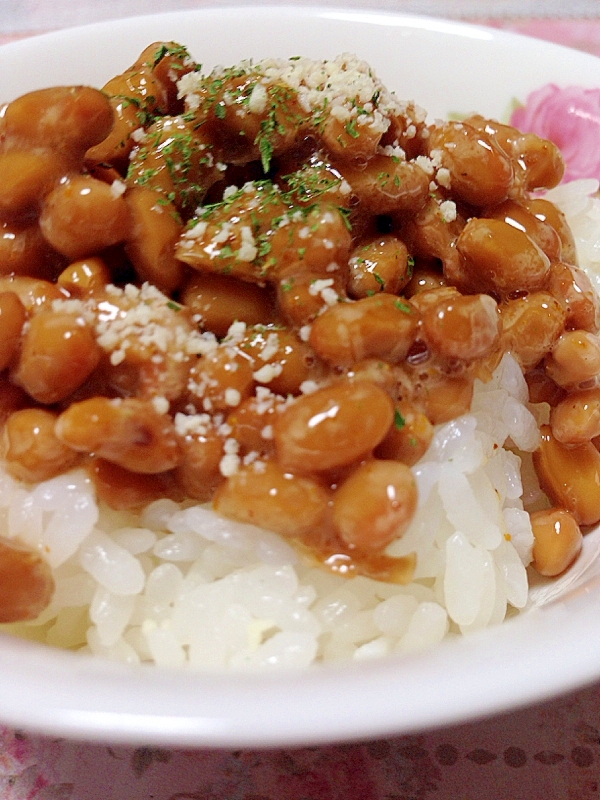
<box><xmin>510</xmin><ymin>84</ymin><xmax>600</xmax><ymax>183</ymax></box>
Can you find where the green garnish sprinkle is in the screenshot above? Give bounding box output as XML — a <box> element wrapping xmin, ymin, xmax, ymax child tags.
<box><xmin>394</xmin><ymin>410</ymin><xmax>406</xmax><ymax>430</ymax></box>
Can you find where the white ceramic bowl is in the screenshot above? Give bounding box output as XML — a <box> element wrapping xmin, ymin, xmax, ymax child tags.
<box><xmin>2</xmin><ymin>5</ymin><xmax>600</xmax><ymax>748</ymax></box>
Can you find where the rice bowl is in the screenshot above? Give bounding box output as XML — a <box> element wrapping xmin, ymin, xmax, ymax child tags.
<box><xmin>0</xmin><ymin>7</ymin><xmax>599</xmax><ymax>747</ymax></box>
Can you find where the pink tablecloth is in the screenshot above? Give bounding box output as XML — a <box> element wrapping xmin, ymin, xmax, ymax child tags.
<box><xmin>2</xmin><ymin>13</ymin><xmax>600</xmax><ymax>800</ymax></box>
<box><xmin>4</xmin><ymin>683</ymin><xmax>600</xmax><ymax>799</ymax></box>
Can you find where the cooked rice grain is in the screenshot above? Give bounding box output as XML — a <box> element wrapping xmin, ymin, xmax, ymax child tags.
<box><xmin>0</xmin><ymin>351</ymin><xmax>537</xmax><ymax>670</ymax></box>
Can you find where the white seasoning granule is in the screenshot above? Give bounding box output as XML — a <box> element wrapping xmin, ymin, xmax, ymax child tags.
<box><xmin>51</xmin><ymin>298</ymin><xmax>95</xmax><ymax>324</ymax></box>
<box><xmin>219</xmin><ymin>453</ymin><xmax>241</xmax><ymax>477</ymax></box>
<box><xmin>224</xmin><ymin>388</ymin><xmax>242</xmax><ymax>407</ymax></box>
<box><xmin>253</xmin><ymin>363</ymin><xmax>283</xmax><ymax>383</ymax></box>
<box><xmin>378</xmin><ymin>144</ymin><xmax>406</xmax><ymax>160</ymax></box>
<box><xmin>330</xmin><ymin>104</ymin><xmax>352</xmax><ymax>123</ymax></box>
<box><xmin>151</xmin><ymin>397</ymin><xmax>170</xmax><ymax>415</ymax></box>
<box><xmin>413</xmin><ymin>103</ymin><xmax>427</xmax><ymax>124</ymax></box>
<box><xmin>109</xmin><ymin>349</ymin><xmax>127</xmax><ymax>366</ymax></box>
<box><xmin>439</xmin><ymin>200</ymin><xmax>457</xmax><ymax>223</ymax></box>
<box><xmin>321</xmin><ymin>287</ymin><xmax>339</xmax><ymax>306</ymax></box>
<box><xmin>300</xmin><ymin>380</ymin><xmax>319</xmax><ymax>395</ymax></box>
<box><xmin>173</xmin><ymin>412</ymin><xmax>211</xmax><ymax>437</ymax></box>
<box><xmin>93</xmin><ymin>281</ymin><xmax>208</xmax><ymax>367</ymax></box>
<box><xmin>185</xmin><ymin>93</ymin><xmax>201</xmax><ymax>111</ymax></box>
<box><xmin>261</xmin><ymin>425</ymin><xmax>274</xmax><ymax>440</ymax></box>
<box><xmin>308</xmin><ymin>279</ymin><xmax>334</xmax><ymax>297</ymax></box>
<box><xmin>177</xmin><ymin>71</ymin><xmax>204</xmax><ymax>99</ymax></box>
<box><xmin>258</xmin><ymin>333</ymin><xmax>280</xmax><ymax>362</ymax></box>
<box><xmin>211</xmin><ymin>221</ymin><xmax>233</xmax><ymax>246</ymax></box>
<box><xmin>248</xmin><ymin>82</ymin><xmax>268</xmax><ymax>114</ymax></box>
<box><xmin>189</xmin><ymin>332</ymin><xmax>219</xmax><ymax>357</ymax></box>
<box><xmin>223</xmin><ymin>438</ymin><xmax>240</xmax><ymax>455</ymax></box>
<box><xmin>299</xmin><ymin>325</ymin><xmax>312</xmax><ymax>342</ymax></box>
<box><xmin>254</xmin><ymin>386</ymin><xmax>277</xmax><ymax>414</ymax></box>
<box><xmin>130</xmin><ymin>127</ymin><xmax>146</xmax><ymax>143</ymax></box>
<box><xmin>110</xmin><ymin>180</ymin><xmax>127</xmax><ymax>198</ymax></box>
<box><xmin>414</xmin><ymin>155</ymin><xmax>435</xmax><ymax>175</ymax></box>
<box><xmin>200</xmin><ymin>148</ymin><xmax>214</xmax><ymax>169</ymax></box>
<box><xmin>225</xmin><ymin>320</ymin><xmax>247</xmax><ymax>343</ymax></box>
<box><xmin>219</xmin><ymin>438</ymin><xmax>242</xmax><ymax>476</ymax></box>
<box><xmin>429</xmin><ymin>149</ymin><xmax>444</xmax><ymax>169</ymax></box>
<box><xmin>237</xmin><ymin>226</ymin><xmax>258</xmax><ymax>262</ymax></box>
<box><xmin>436</xmin><ymin>167</ymin><xmax>451</xmax><ymax>189</ymax></box>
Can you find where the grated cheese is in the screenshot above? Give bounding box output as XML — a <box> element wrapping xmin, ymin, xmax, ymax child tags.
<box><xmin>253</xmin><ymin>363</ymin><xmax>283</xmax><ymax>383</ymax></box>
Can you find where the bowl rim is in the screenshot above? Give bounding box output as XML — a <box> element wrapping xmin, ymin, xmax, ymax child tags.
<box><xmin>2</xmin><ymin>3</ymin><xmax>600</xmax><ymax>748</ymax></box>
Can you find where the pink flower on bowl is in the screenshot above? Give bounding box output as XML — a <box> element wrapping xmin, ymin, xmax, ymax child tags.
<box><xmin>510</xmin><ymin>84</ymin><xmax>600</xmax><ymax>183</ymax></box>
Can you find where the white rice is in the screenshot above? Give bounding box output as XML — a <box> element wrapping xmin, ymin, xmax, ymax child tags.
<box><xmin>1</xmin><ymin>179</ymin><xmax>598</xmax><ymax>671</ymax></box>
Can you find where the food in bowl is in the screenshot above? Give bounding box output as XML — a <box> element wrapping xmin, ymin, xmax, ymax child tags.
<box><xmin>0</xmin><ymin>42</ymin><xmax>597</xmax><ymax>669</ymax></box>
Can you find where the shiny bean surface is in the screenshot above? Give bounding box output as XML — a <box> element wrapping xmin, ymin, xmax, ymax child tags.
<box><xmin>337</xmin><ymin>157</ymin><xmax>429</xmax><ymax>215</ymax></box>
<box><xmin>124</xmin><ymin>186</ymin><xmax>185</xmax><ymax>293</ymax></box>
<box><xmin>533</xmin><ymin>424</ymin><xmax>600</xmax><ymax>526</ymax></box>
<box><xmin>175</xmin><ymin>430</ymin><xmax>225</xmax><ymax>501</ymax></box>
<box><xmin>547</xmin><ymin>262</ymin><xmax>600</xmax><ymax>333</ymax></box>
<box><xmin>375</xmin><ymin>400</ymin><xmax>434</xmax><ymax>466</ymax></box>
<box><xmin>524</xmin><ymin>197</ymin><xmax>577</xmax><ymax>265</ymax></box>
<box><xmin>39</xmin><ymin>175</ymin><xmax>130</xmax><ymax>260</ymax></box>
<box><xmin>12</xmin><ymin>312</ymin><xmax>101</xmax><ymax>404</ymax></box>
<box><xmin>484</xmin><ymin>199</ymin><xmax>562</xmax><ymax>261</ymax></box>
<box><xmin>551</xmin><ymin>388</ymin><xmax>600</xmax><ymax>445</ymax></box>
<box><xmin>530</xmin><ymin>507</ymin><xmax>582</xmax><ymax>577</ymax></box>
<box><xmin>0</xmin><ymin>538</ymin><xmax>55</xmax><ymax>623</ymax></box>
<box><xmin>309</xmin><ymin>294</ymin><xmax>418</xmax><ymax>367</ymax></box>
<box><xmin>332</xmin><ymin>460</ymin><xmax>418</xmax><ymax>551</ymax></box>
<box><xmin>0</xmin><ymin>150</ymin><xmax>67</xmax><ymax>222</ymax></box>
<box><xmin>57</xmin><ymin>257</ymin><xmax>111</xmax><ymax>297</ymax></box>
<box><xmin>545</xmin><ymin>330</ymin><xmax>600</xmax><ymax>389</ymax></box>
<box><xmin>347</xmin><ymin>235</ymin><xmax>412</xmax><ymax>298</ymax></box>
<box><xmin>500</xmin><ymin>292</ymin><xmax>567</xmax><ymax>372</ymax></box>
<box><xmin>422</xmin><ymin>293</ymin><xmax>501</xmax><ymax>362</ymax></box>
<box><xmin>55</xmin><ymin>397</ymin><xmax>181</xmax><ymax>474</ymax></box>
<box><xmin>182</xmin><ymin>273</ymin><xmax>274</xmax><ymax>338</ymax></box>
<box><xmin>4</xmin><ymin>86</ymin><xmax>114</xmax><ymax>156</ymax></box>
<box><xmin>0</xmin><ymin>292</ymin><xmax>26</xmax><ymax>372</ymax></box>
<box><xmin>274</xmin><ymin>381</ymin><xmax>394</xmax><ymax>473</ymax></box>
<box><xmin>427</xmin><ymin>121</ymin><xmax>513</xmax><ymax>207</ymax></box>
<box><xmin>457</xmin><ymin>217</ymin><xmax>551</xmax><ymax>297</ymax></box>
<box><xmin>214</xmin><ymin>460</ymin><xmax>330</xmax><ymax>537</ymax></box>
<box><xmin>3</xmin><ymin>408</ymin><xmax>79</xmax><ymax>483</ymax></box>
<box><xmin>238</xmin><ymin>326</ymin><xmax>320</xmax><ymax>396</ymax></box>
